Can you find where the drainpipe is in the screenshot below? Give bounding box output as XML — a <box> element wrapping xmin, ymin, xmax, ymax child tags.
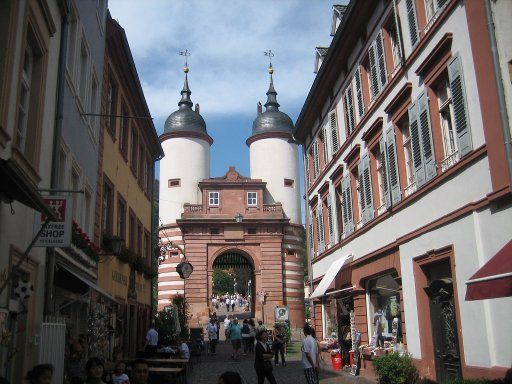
<box><xmin>484</xmin><ymin>0</ymin><xmax>512</xmax><ymax>183</ymax></box>
<box><xmin>45</xmin><ymin>0</ymin><xmax>70</xmax><ymax>316</ymax></box>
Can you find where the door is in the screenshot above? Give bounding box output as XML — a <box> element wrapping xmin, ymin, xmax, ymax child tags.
<box><xmin>425</xmin><ymin>278</ymin><xmax>462</xmax><ymax>382</ymax></box>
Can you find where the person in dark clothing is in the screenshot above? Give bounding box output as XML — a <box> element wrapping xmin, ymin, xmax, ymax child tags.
<box><xmin>217</xmin><ymin>371</ymin><xmax>242</xmax><ymax>384</ymax></box>
<box><xmin>254</xmin><ymin>331</ymin><xmax>277</xmax><ymax>384</ymax></box>
<box><xmin>273</xmin><ymin>325</ymin><xmax>286</xmax><ymax>366</ymax></box>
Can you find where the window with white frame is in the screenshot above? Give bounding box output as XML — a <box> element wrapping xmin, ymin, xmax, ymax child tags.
<box><xmin>375</xmin><ymin>147</ymin><xmax>387</xmax><ymax>210</ymax></box>
<box><xmin>436</xmin><ymin>77</ymin><xmax>458</xmax><ymax>161</ymax></box>
<box><xmin>66</xmin><ymin>7</ymin><xmax>78</xmax><ymax>75</ymax></box>
<box><xmin>367</xmin><ymin>31</ymin><xmax>388</xmax><ymax>101</ymax></box>
<box><xmin>15</xmin><ymin>45</ymin><xmax>33</xmax><ymax>154</ymax></box>
<box><xmin>247</xmin><ymin>192</ymin><xmax>257</xmax><ymax>206</ymax></box>
<box><xmin>71</xmin><ymin>167</ymin><xmax>81</xmax><ymax>222</ymax></box>
<box><xmin>401</xmin><ymin>122</ymin><xmax>415</xmax><ymax>188</ymax></box>
<box><xmin>425</xmin><ymin>0</ymin><xmax>448</xmax><ymax>30</ymax></box>
<box><xmin>344</xmin><ymin>86</ymin><xmax>355</xmax><ymax>135</ymax></box>
<box><xmin>89</xmin><ymin>72</ymin><xmax>100</xmax><ymax>135</ymax></box>
<box><xmin>84</xmin><ymin>188</ymin><xmax>92</xmax><ymax>236</ymax></box>
<box><xmin>58</xmin><ymin>148</ymin><xmax>68</xmax><ymax>188</ymax></box>
<box><xmin>209</xmin><ymin>191</ymin><xmax>220</xmax><ymax>206</ymax></box>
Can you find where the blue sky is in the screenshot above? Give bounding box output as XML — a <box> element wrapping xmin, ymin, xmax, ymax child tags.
<box><xmin>109</xmin><ymin>0</ymin><xmax>337</xmax><ymax>180</ymax></box>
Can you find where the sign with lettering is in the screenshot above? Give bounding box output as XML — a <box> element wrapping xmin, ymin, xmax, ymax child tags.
<box><xmin>33</xmin><ymin>196</ymin><xmax>72</xmax><ymax>247</ymax></box>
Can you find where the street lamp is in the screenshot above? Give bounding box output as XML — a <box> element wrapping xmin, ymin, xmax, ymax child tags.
<box><xmin>168</xmin><ymin>241</ymin><xmax>193</xmax><ymax>279</ymax></box>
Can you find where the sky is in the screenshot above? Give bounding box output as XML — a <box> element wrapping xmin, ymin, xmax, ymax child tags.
<box><xmin>108</xmin><ymin>0</ymin><xmax>338</xmax><ymax>180</ymax></box>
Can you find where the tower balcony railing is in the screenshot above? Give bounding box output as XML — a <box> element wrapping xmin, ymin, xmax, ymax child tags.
<box><xmin>182</xmin><ymin>202</ymin><xmax>283</xmax><ymax>218</ymax></box>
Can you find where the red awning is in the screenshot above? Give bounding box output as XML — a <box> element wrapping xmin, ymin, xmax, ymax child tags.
<box><xmin>465</xmin><ymin>239</ymin><xmax>512</xmax><ymax>301</ymax></box>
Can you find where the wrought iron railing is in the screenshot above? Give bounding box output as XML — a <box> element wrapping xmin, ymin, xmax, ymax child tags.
<box><xmin>441</xmin><ymin>150</ymin><xmax>460</xmax><ymax>172</ymax></box>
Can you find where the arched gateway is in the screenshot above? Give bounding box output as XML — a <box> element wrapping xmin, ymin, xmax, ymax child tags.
<box><xmin>157</xmin><ymin>64</ymin><xmax>305</xmax><ymax>330</ymax></box>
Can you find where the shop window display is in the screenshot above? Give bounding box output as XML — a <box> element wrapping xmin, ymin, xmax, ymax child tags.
<box><xmin>367</xmin><ymin>274</ymin><xmax>402</xmax><ymax>349</ymax></box>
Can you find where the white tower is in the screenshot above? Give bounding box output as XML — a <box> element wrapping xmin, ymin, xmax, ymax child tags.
<box><xmin>159</xmin><ymin>70</ymin><xmax>213</xmax><ymax>227</ymax></box>
<box><xmin>248</xmin><ymin>63</ymin><xmax>301</xmax><ymax>224</ymax></box>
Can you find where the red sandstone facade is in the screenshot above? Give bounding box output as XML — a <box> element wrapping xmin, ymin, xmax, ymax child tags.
<box><xmin>159</xmin><ymin>167</ymin><xmax>305</xmax><ymax>328</ymax></box>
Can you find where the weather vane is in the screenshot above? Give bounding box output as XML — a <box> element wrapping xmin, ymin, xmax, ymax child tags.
<box><xmin>179</xmin><ymin>49</ymin><xmax>190</xmax><ymax>73</ymax></box>
<box><xmin>264</xmin><ymin>49</ymin><xmax>274</xmax><ymax>74</ymax></box>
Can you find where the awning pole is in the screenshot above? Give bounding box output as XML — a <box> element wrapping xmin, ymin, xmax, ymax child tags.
<box><xmin>0</xmin><ymin>218</ymin><xmax>52</xmax><ymax>295</ymax></box>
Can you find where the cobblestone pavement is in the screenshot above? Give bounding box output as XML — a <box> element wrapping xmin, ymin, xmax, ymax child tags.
<box><xmin>188</xmin><ymin>336</ymin><xmax>375</xmax><ymax>384</ymax></box>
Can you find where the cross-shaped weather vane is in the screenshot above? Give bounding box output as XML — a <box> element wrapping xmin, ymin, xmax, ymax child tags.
<box><xmin>179</xmin><ymin>49</ymin><xmax>190</xmax><ymax>73</ymax></box>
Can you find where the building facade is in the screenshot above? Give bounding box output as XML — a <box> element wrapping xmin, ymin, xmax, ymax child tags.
<box><xmin>296</xmin><ymin>0</ymin><xmax>511</xmax><ymax>381</ymax></box>
<box><xmin>95</xmin><ymin>14</ymin><xmax>163</xmax><ymax>359</ymax></box>
<box><xmin>158</xmin><ymin>69</ymin><xmax>305</xmax><ymax>328</ymax></box>
<box><xmin>0</xmin><ymin>0</ymin><xmax>62</xmax><ymax>381</ymax></box>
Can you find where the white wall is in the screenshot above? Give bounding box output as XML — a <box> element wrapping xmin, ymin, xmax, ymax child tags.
<box><xmin>159</xmin><ymin>137</ymin><xmax>210</xmax><ymax>225</ymax></box>
<box><xmin>250</xmin><ymin>137</ymin><xmax>301</xmax><ymax>224</ymax></box>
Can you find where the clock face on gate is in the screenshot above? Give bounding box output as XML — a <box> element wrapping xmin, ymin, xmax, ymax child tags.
<box><xmin>182</xmin><ymin>263</ymin><xmax>192</xmax><ymax>275</ymax></box>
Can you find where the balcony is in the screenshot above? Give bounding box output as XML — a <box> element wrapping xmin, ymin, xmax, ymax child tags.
<box><xmin>182</xmin><ymin>202</ymin><xmax>284</xmax><ymax>219</ymax></box>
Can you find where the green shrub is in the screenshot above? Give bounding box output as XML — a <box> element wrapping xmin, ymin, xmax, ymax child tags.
<box><xmin>373</xmin><ymin>352</ymin><xmax>419</xmax><ymax>384</ymax></box>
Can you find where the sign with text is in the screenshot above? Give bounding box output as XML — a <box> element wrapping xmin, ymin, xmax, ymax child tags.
<box><xmin>33</xmin><ymin>196</ymin><xmax>72</xmax><ymax>247</ymax></box>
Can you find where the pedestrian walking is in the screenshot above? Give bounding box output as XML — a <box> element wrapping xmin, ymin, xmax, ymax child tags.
<box><xmin>254</xmin><ymin>331</ymin><xmax>277</xmax><ymax>384</ymax></box>
<box><xmin>226</xmin><ymin>297</ymin><xmax>230</xmax><ymax>312</ymax></box>
<box><xmin>207</xmin><ymin>317</ymin><xmax>218</xmax><ymax>355</ymax></box>
<box><xmin>248</xmin><ymin>319</ymin><xmax>256</xmax><ymax>352</ymax></box>
<box><xmin>26</xmin><ymin>364</ymin><xmax>53</xmax><ymax>384</ymax></box>
<box><xmin>231</xmin><ymin>300</ymin><xmax>235</xmax><ymax>312</ymax></box>
<box><xmin>241</xmin><ymin>319</ymin><xmax>251</xmax><ymax>355</ymax></box>
<box><xmin>224</xmin><ymin>315</ymin><xmax>232</xmax><ymax>339</ymax></box>
<box><xmin>85</xmin><ymin>357</ymin><xmax>106</xmax><ymax>384</ymax></box>
<box><xmin>273</xmin><ymin>325</ymin><xmax>286</xmax><ymax>366</ymax></box>
<box><xmin>144</xmin><ymin>321</ymin><xmax>158</xmax><ymax>357</ymax></box>
<box><xmin>228</xmin><ymin>318</ymin><xmax>242</xmax><ymax>360</ymax></box>
<box><xmin>301</xmin><ymin>325</ymin><xmax>319</xmax><ymax>384</ymax></box>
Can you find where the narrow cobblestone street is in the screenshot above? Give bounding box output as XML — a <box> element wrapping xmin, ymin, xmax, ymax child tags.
<box><xmin>187</xmin><ymin>319</ymin><xmax>375</xmax><ymax>384</ymax></box>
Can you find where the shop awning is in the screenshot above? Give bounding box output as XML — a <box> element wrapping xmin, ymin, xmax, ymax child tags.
<box><xmin>465</xmin><ymin>240</ymin><xmax>512</xmax><ymax>301</ymax></box>
<box><xmin>0</xmin><ymin>158</ymin><xmax>57</xmax><ymax>220</ymax></box>
<box><xmin>56</xmin><ymin>262</ymin><xmax>119</xmax><ymax>304</ymax></box>
<box><xmin>310</xmin><ymin>253</ymin><xmax>353</xmax><ymax>299</ymax></box>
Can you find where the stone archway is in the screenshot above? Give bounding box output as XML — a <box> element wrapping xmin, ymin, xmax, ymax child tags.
<box><xmin>210</xmin><ymin>250</ymin><xmax>256</xmax><ymax>319</ymax></box>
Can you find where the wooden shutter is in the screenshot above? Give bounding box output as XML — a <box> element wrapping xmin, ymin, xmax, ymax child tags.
<box><xmin>406</xmin><ymin>0</ymin><xmax>419</xmax><ymax>47</ymax></box>
<box><xmin>379</xmin><ymin>136</ymin><xmax>391</xmax><ymax>208</ymax></box>
<box><xmin>317</xmin><ymin>201</ymin><xmax>325</xmax><ymax>253</ymax></box>
<box><xmin>357</xmin><ymin>160</ymin><xmax>367</xmax><ymax>223</ymax></box>
<box><xmin>305</xmin><ymin>153</ymin><xmax>310</xmax><ymax>189</ymax></box>
<box><xmin>418</xmin><ymin>91</ymin><xmax>436</xmax><ymax>182</ymax></box>
<box><xmin>376</xmin><ymin>31</ymin><xmax>388</xmax><ymax>91</ymax></box>
<box><xmin>344</xmin><ymin>87</ymin><xmax>355</xmax><ymax>135</ymax></box>
<box><xmin>354</xmin><ymin>67</ymin><xmax>365</xmax><ymax>119</ymax></box>
<box><xmin>308</xmin><ymin>209</ymin><xmax>314</xmax><ymax>253</ymax></box>
<box><xmin>329</xmin><ymin>110</ymin><xmax>339</xmax><ymax>153</ymax></box>
<box><xmin>448</xmin><ymin>54</ymin><xmax>472</xmax><ymax>157</ymax></box>
<box><xmin>322</xmin><ymin>125</ymin><xmax>329</xmax><ymax>164</ymax></box>
<box><xmin>362</xmin><ymin>153</ymin><xmax>374</xmax><ymax>222</ymax></box>
<box><xmin>342</xmin><ymin>176</ymin><xmax>354</xmax><ymax>234</ymax></box>
<box><xmin>327</xmin><ymin>193</ymin><xmax>334</xmax><ymax>246</ymax></box>
<box><xmin>408</xmin><ymin>101</ymin><xmax>425</xmax><ymax>187</ymax></box>
<box><xmin>313</xmin><ymin>139</ymin><xmax>320</xmax><ymax>178</ymax></box>
<box><xmin>392</xmin><ymin>0</ymin><xmax>404</xmax><ymax>65</ymax></box>
<box><xmin>368</xmin><ymin>43</ymin><xmax>379</xmax><ymax>100</ymax></box>
<box><xmin>385</xmin><ymin>126</ymin><xmax>402</xmax><ymax>205</ymax></box>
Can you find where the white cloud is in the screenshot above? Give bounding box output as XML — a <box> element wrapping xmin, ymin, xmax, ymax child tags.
<box><xmin>109</xmin><ymin>0</ymin><xmax>335</xmax><ymax>121</ymax></box>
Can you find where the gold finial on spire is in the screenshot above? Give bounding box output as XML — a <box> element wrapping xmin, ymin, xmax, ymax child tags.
<box><xmin>264</xmin><ymin>49</ymin><xmax>274</xmax><ymax>74</ymax></box>
<box><xmin>179</xmin><ymin>49</ymin><xmax>191</xmax><ymax>73</ymax></box>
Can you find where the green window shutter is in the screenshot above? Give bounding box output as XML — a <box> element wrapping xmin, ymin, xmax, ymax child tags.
<box><xmin>408</xmin><ymin>101</ymin><xmax>426</xmax><ymax>187</ymax></box>
<box><xmin>358</xmin><ymin>160</ymin><xmax>367</xmax><ymax>223</ymax></box>
<box><xmin>322</xmin><ymin>126</ymin><xmax>329</xmax><ymax>164</ymax></box>
<box><xmin>368</xmin><ymin>43</ymin><xmax>379</xmax><ymax>100</ymax></box>
<box><xmin>392</xmin><ymin>0</ymin><xmax>404</xmax><ymax>66</ymax></box>
<box><xmin>313</xmin><ymin>139</ymin><xmax>319</xmax><ymax>178</ymax></box>
<box><xmin>344</xmin><ymin>87</ymin><xmax>355</xmax><ymax>135</ymax></box>
<box><xmin>305</xmin><ymin>153</ymin><xmax>310</xmax><ymax>189</ymax></box>
<box><xmin>363</xmin><ymin>153</ymin><xmax>374</xmax><ymax>222</ymax></box>
<box><xmin>406</xmin><ymin>0</ymin><xmax>419</xmax><ymax>47</ymax></box>
<box><xmin>379</xmin><ymin>135</ymin><xmax>391</xmax><ymax>208</ymax></box>
<box><xmin>354</xmin><ymin>67</ymin><xmax>365</xmax><ymax>119</ymax></box>
<box><xmin>448</xmin><ymin>54</ymin><xmax>472</xmax><ymax>157</ymax></box>
<box><xmin>327</xmin><ymin>193</ymin><xmax>334</xmax><ymax>246</ymax></box>
<box><xmin>317</xmin><ymin>201</ymin><xmax>325</xmax><ymax>253</ymax></box>
<box><xmin>376</xmin><ymin>31</ymin><xmax>388</xmax><ymax>91</ymax></box>
<box><xmin>418</xmin><ymin>91</ymin><xmax>436</xmax><ymax>182</ymax></box>
<box><xmin>329</xmin><ymin>111</ymin><xmax>339</xmax><ymax>153</ymax></box>
<box><xmin>307</xmin><ymin>209</ymin><xmax>314</xmax><ymax>253</ymax></box>
<box><xmin>342</xmin><ymin>176</ymin><xmax>354</xmax><ymax>235</ymax></box>
<box><xmin>385</xmin><ymin>126</ymin><xmax>402</xmax><ymax>205</ymax></box>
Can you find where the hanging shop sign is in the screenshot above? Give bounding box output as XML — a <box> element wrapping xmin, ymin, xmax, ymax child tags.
<box><xmin>33</xmin><ymin>196</ymin><xmax>72</xmax><ymax>247</ymax></box>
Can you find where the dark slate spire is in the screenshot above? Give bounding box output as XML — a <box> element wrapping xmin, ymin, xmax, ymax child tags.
<box><xmin>264</xmin><ymin>70</ymin><xmax>280</xmax><ymax>111</ymax></box>
<box><xmin>178</xmin><ymin>74</ymin><xmax>193</xmax><ymax>109</ymax></box>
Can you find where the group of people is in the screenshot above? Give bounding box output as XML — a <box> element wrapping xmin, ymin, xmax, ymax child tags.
<box><xmin>211</xmin><ymin>294</ymin><xmax>251</xmax><ymax>312</ymax></box>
